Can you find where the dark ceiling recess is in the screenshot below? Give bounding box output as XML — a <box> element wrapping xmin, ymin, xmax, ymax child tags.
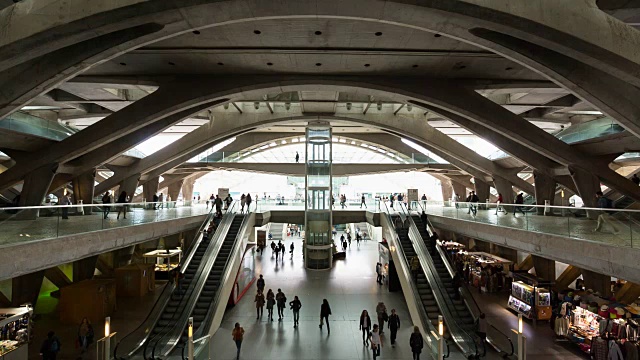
<box><xmin>267</xmin><ymin>62</ymin><xmax>273</xmax><ymax>66</ymax></box>
<box><xmin>412</xmin><ymin>64</ymin><xmax>419</xmax><ymax>68</ymax></box>
<box><xmin>315</xmin><ymin>31</ymin><xmax>322</xmax><ymax>35</ymax></box>
<box><xmin>375</xmin><ymin>32</ymin><xmax>383</xmax><ymax>36</ymax></box>
<box><xmin>168</xmin><ymin>62</ymin><xmax>176</xmax><ymax>66</ymax></box>
<box><xmin>119</xmin><ymin>62</ymin><xmax>126</xmax><ymax>66</ymax></box>
<box><xmin>192</xmin><ymin>30</ymin><xmax>201</xmax><ymax>35</ymax></box>
<box><xmin>505</xmin><ymin>67</ymin><xmax>513</xmax><ymax>71</ymax></box>
<box><xmin>217</xmin><ymin>62</ymin><xmax>224</xmax><ymax>66</ymax></box>
<box><xmin>254</xmin><ymin>30</ymin><xmax>261</xmax><ymax>34</ymax></box>
<box><xmin>316</xmin><ymin>63</ymin><xmax>322</xmax><ymax>66</ymax></box>
<box><xmin>364</xmin><ymin>64</ymin><xmax>371</xmax><ymax>67</ymax></box>
<box><xmin>434</xmin><ymin>34</ymin><xmax>442</xmax><ymax>37</ymax></box>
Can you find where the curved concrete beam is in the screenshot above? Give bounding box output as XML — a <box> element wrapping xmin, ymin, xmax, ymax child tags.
<box><xmin>2</xmin><ymin>0</ymin><xmax>640</xmax><ymax>137</ymax></box>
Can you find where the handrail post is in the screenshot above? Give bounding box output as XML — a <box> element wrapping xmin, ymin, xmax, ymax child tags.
<box><xmin>438</xmin><ymin>315</ymin><xmax>444</xmax><ymax>360</ymax></box>
<box><xmin>516</xmin><ymin>314</ymin><xmax>526</xmax><ymax>360</ymax></box>
<box><xmin>188</xmin><ymin>317</ymin><xmax>194</xmax><ymax>360</ymax></box>
<box><xmin>104</xmin><ymin>317</ymin><xmax>110</xmax><ymax>360</ymax></box>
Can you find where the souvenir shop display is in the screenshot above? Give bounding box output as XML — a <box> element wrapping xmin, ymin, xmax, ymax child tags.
<box><xmin>143</xmin><ymin>249</ymin><xmax>182</xmax><ymax>280</ymax></box>
<box><xmin>463</xmin><ymin>252</ymin><xmax>511</xmax><ymax>293</ymax></box>
<box><xmin>508</xmin><ymin>281</ymin><xmax>552</xmax><ymax>320</ymax></box>
<box><xmin>0</xmin><ymin>306</ymin><xmax>33</xmax><ymax>360</ymax></box>
<box><xmin>555</xmin><ymin>300</ymin><xmax>640</xmax><ymax>358</ymax></box>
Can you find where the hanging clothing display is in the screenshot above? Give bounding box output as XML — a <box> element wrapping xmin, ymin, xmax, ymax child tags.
<box><xmin>608</xmin><ymin>340</ymin><xmax>623</xmax><ymax>360</ymax></box>
<box><xmin>591</xmin><ymin>337</ymin><xmax>608</xmax><ymax>360</ymax></box>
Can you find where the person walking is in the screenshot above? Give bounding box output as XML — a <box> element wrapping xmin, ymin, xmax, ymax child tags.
<box><xmin>475</xmin><ymin>313</ymin><xmax>487</xmax><ymax>347</ymax></box>
<box><xmin>158</xmin><ymin>192</ymin><xmax>164</xmax><ymax>209</ymax></box>
<box><xmin>360</xmin><ymin>310</ymin><xmax>372</xmax><ymax>345</ymax></box>
<box><xmin>278</xmin><ymin>241</ymin><xmax>285</xmax><ymax>261</ymax></box>
<box><xmin>376</xmin><ymin>262</ymin><xmax>383</xmax><ymax>284</ymax></box>
<box><xmin>266</xmin><ymin>289</ymin><xmax>275</xmax><ymax>321</ymax></box>
<box><xmin>388</xmin><ymin>309</ymin><xmax>400</xmax><ymax>347</ymax></box>
<box><xmin>356</xmin><ymin>232</ymin><xmax>361</xmax><ymax>247</ymax></box>
<box><xmin>245</xmin><ymin>193</ymin><xmax>252</xmax><ymax>213</ymax></box>
<box><xmin>410</xmin><ymin>255</ymin><xmax>420</xmax><ymax>281</ymax></box>
<box><xmin>376</xmin><ymin>302</ymin><xmax>388</xmax><ymax>335</ymax></box>
<box><xmin>420</xmin><ymin>211</ymin><xmax>428</xmax><ymax>231</ymax></box>
<box><xmin>152</xmin><ymin>193</ymin><xmax>159</xmax><ymax>210</ymax></box>
<box><xmin>361</xmin><ymin>194</ymin><xmax>367</xmax><ymax>208</ymax></box>
<box><xmin>347</xmin><ymin>232</ymin><xmax>352</xmax><ymax>248</ymax></box>
<box><xmin>513</xmin><ymin>192</ymin><xmax>525</xmax><ymax>216</ymax></box>
<box><xmin>102</xmin><ymin>191</ymin><xmax>112</xmax><ymax>219</ymax></box>
<box><xmin>295</xmin><ymin>151</ymin><xmax>300</xmax><ymax>163</ymax></box>
<box><xmin>289</xmin><ymin>242</ymin><xmax>295</xmax><ymax>259</ymax></box>
<box><xmin>594</xmin><ymin>191</ymin><xmax>619</xmax><ymax>233</ymax></box>
<box><xmin>254</xmin><ymin>290</ymin><xmax>265</xmax><ymax>319</ymax></box>
<box><xmin>240</xmin><ymin>194</ymin><xmax>246</xmax><ymax>212</ymax></box>
<box><xmin>116</xmin><ymin>191</ymin><xmax>128</xmax><ymax>219</ymax></box>
<box><xmin>410</xmin><ymin>326</ymin><xmax>424</xmax><ymax>360</ymax></box>
<box><xmin>370</xmin><ymin>324</ymin><xmax>382</xmax><ymax>360</ymax></box>
<box><xmin>270</xmin><ymin>241</ymin><xmax>276</xmax><ymax>257</ymax></box>
<box><xmin>453</xmin><ymin>193</ymin><xmax>460</xmax><ymax>209</ymax></box>
<box><xmin>256</xmin><ymin>274</ymin><xmax>265</xmax><ymax>293</ymax></box>
<box><xmin>77</xmin><ymin>317</ymin><xmax>94</xmax><ymax>354</ymax></box>
<box><xmin>231</xmin><ymin>323</ymin><xmax>244</xmax><ymax>360</ymax></box>
<box><xmin>319</xmin><ymin>299</ymin><xmax>332</xmax><ymax>333</ymax></box>
<box><xmin>276</xmin><ymin>289</ymin><xmax>287</xmax><ymax>321</ymax></box>
<box><xmin>40</xmin><ymin>331</ymin><xmax>61</xmax><ymax>360</ymax></box>
<box><xmin>274</xmin><ymin>244</ymin><xmax>280</xmax><ymax>261</ymax></box>
<box><xmin>214</xmin><ymin>195</ymin><xmax>223</xmax><ymax>215</ymax></box>
<box><xmin>60</xmin><ymin>192</ymin><xmax>71</xmax><ymax>219</ymax></box>
<box><xmin>290</xmin><ymin>296</ymin><xmax>302</xmax><ymax>328</ymax></box>
<box><xmin>495</xmin><ymin>193</ymin><xmax>504</xmax><ymax>215</ymax></box>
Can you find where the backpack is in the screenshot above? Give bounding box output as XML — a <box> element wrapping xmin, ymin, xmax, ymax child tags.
<box><xmin>50</xmin><ymin>338</ymin><xmax>60</xmax><ymax>352</ymax></box>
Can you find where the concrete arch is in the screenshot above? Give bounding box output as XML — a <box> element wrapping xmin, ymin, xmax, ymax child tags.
<box><xmin>2</xmin><ymin>0</ymin><xmax>640</xmax><ymax>138</ymax></box>
<box><xmin>3</xmin><ymin>75</ymin><xmax>635</xmax><ymax>204</ymax></box>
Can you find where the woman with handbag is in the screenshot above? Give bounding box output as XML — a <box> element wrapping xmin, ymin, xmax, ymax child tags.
<box><xmin>319</xmin><ymin>299</ymin><xmax>332</xmax><ymax>333</ymax></box>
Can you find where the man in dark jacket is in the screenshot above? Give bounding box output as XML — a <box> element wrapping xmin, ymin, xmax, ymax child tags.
<box><xmin>388</xmin><ymin>309</ymin><xmax>401</xmax><ymax>347</ymax></box>
<box><xmin>420</xmin><ymin>211</ymin><xmax>428</xmax><ymax>231</ymax></box>
<box><xmin>40</xmin><ymin>331</ymin><xmax>61</xmax><ymax>360</ymax></box>
<box><xmin>256</xmin><ymin>274</ymin><xmax>265</xmax><ymax>293</ymax></box>
<box><xmin>276</xmin><ymin>289</ymin><xmax>287</xmax><ymax>321</ymax></box>
<box><xmin>289</xmin><ymin>296</ymin><xmax>302</xmax><ymax>328</ymax></box>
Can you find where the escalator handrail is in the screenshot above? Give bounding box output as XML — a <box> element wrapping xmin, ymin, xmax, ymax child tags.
<box><xmin>148</xmin><ymin>201</ymin><xmax>241</xmax><ymax>358</ymax></box>
<box><xmin>113</xmin><ymin>205</ymin><xmax>216</xmax><ymax>359</ymax></box>
<box><xmin>380</xmin><ymin>202</ymin><xmax>448</xmax><ymax>357</ymax></box>
<box><xmin>402</xmin><ymin>209</ymin><xmax>481</xmax><ymax>357</ymax></box>
<box><xmin>412</xmin><ymin>201</ymin><xmax>514</xmax><ymax>357</ymax></box>
<box><xmin>191</xmin><ymin>206</ymin><xmax>253</xmax><ymax>356</ymax></box>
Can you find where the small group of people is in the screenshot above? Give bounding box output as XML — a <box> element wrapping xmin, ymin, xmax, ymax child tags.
<box><xmin>101</xmin><ymin>190</ymin><xmax>129</xmax><ymax>220</ymax></box>
<box><xmin>269</xmin><ymin>240</ymin><xmax>294</xmax><ymax>260</ymax></box>
<box><xmin>339</xmin><ymin>233</ymin><xmax>351</xmax><ymax>251</ymax></box>
<box><xmin>466</xmin><ymin>191</ymin><xmax>480</xmax><ymax>216</ymax></box>
<box><xmin>240</xmin><ymin>193</ymin><xmax>253</xmax><ymax>213</ymax></box>
<box><xmin>41</xmin><ymin>318</ymin><xmax>94</xmax><ymax>359</ymax></box>
<box><xmin>151</xmin><ymin>192</ymin><xmax>165</xmax><ymax>209</ymax></box>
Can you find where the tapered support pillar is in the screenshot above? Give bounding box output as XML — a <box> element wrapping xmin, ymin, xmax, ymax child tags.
<box><xmin>113</xmin><ymin>246</ymin><xmax>136</xmax><ymax>268</ymax></box>
<box><xmin>143</xmin><ymin>176</ymin><xmax>159</xmax><ymax>202</ymax></box>
<box><xmin>17</xmin><ymin>164</ymin><xmax>58</xmax><ymax>219</ymax></box>
<box><xmin>493</xmin><ymin>177</ymin><xmax>515</xmax><ymax>204</ymax></box>
<box><xmin>168</xmin><ymin>179</ymin><xmax>185</xmax><ymax>202</ymax></box>
<box><xmin>534</xmin><ymin>171</ymin><xmax>556</xmax><ymax>215</ymax></box>
<box><xmin>616</xmin><ymin>282</ymin><xmax>640</xmax><ymax>304</ymax></box>
<box><xmin>72</xmin><ymin>169</ymin><xmax>96</xmax><ymax>214</ymax></box>
<box><xmin>555</xmin><ymin>266</ymin><xmax>582</xmax><ymax>291</ymax></box>
<box><xmin>582</xmin><ymin>270</ymin><xmax>612</xmax><ymax>298</ymax></box>
<box><xmin>117</xmin><ymin>174</ymin><xmax>140</xmax><ymax>200</ymax></box>
<box><xmin>451</xmin><ymin>182</ymin><xmax>467</xmax><ymax>202</ymax></box>
<box><xmin>532</xmin><ymin>255</ymin><xmax>555</xmax><ymax>281</ymax></box>
<box><xmin>515</xmin><ymin>254</ymin><xmax>534</xmax><ymax>271</ymax></box>
<box><xmin>182</xmin><ymin>178</ymin><xmax>196</xmax><ymax>203</ymax></box>
<box><xmin>569</xmin><ymin>166</ymin><xmax>600</xmax><ymax>219</ymax></box>
<box><xmin>474</xmin><ymin>179</ymin><xmax>491</xmax><ymax>209</ymax></box>
<box><xmin>12</xmin><ymin>271</ymin><xmax>44</xmax><ymax>307</ymax></box>
<box><xmin>440</xmin><ymin>179</ymin><xmax>453</xmax><ymax>203</ymax></box>
<box><xmin>73</xmin><ymin>256</ymin><xmax>98</xmax><ymax>282</ymax></box>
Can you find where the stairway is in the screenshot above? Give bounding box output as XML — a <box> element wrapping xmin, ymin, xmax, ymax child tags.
<box><xmin>354</xmin><ymin>222</ymin><xmax>368</xmax><ymax>239</ymax></box>
<box><xmin>411</xmin><ymin>215</ymin><xmax>476</xmax><ymax>333</ymax></box>
<box><xmin>269</xmin><ymin>223</ymin><xmax>284</xmax><ymax>241</ymax></box>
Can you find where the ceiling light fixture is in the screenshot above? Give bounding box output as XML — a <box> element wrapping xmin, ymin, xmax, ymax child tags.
<box><xmin>346</xmin><ymin>103</ymin><xmax>352</xmax><ymax>110</ymax></box>
<box><xmin>407</xmin><ymin>104</ymin><xmax>412</xmax><ymax>112</ymax></box>
<box><xmin>285</xmin><ymin>102</ymin><xmax>291</xmax><ymax>110</ymax></box>
<box><xmin>254</xmin><ymin>102</ymin><xmax>260</xmax><ymax>110</ymax></box>
<box><xmin>377</xmin><ymin>102</ymin><xmax>382</xmax><ymax>111</ymax></box>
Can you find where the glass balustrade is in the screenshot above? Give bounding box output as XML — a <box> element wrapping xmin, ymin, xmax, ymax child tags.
<box><xmin>0</xmin><ymin>201</ymin><xmax>209</xmax><ymax>245</ymax></box>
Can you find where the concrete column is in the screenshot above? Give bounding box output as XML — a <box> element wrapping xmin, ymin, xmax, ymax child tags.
<box><xmin>117</xmin><ymin>173</ymin><xmax>140</xmax><ymax>200</ymax></box>
<box><xmin>555</xmin><ymin>265</ymin><xmax>582</xmax><ymax>291</ymax></box>
<box><xmin>451</xmin><ymin>182</ymin><xmax>467</xmax><ymax>202</ymax></box>
<box><xmin>113</xmin><ymin>246</ymin><xmax>135</xmax><ymax>268</ymax></box>
<box><xmin>474</xmin><ymin>179</ymin><xmax>491</xmax><ymax>209</ymax></box>
<box><xmin>72</xmin><ymin>169</ymin><xmax>96</xmax><ymax>215</ymax></box>
<box><xmin>73</xmin><ymin>256</ymin><xmax>98</xmax><ymax>282</ymax></box>
<box><xmin>17</xmin><ymin>164</ymin><xmax>58</xmax><ymax>219</ymax></box>
<box><xmin>534</xmin><ymin>171</ymin><xmax>556</xmax><ymax>215</ymax></box>
<box><xmin>182</xmin><ymin>177</ymin><xmax>196</xmax><ymax>202</ymax></box>
<box><xmin>582</xmin><ymin>269</ymin><xmax>612</xmax><ymax>297</ymax></box>
<box><xmin>440</xmin><ymin>180</ymin><xmax>453</xmax><ymax>202</ymax></box>
<box><xmin>515</xmin><ymin>254</ymin><xmax>534</xmax><ymax>271</ymax></box>
<box><xmin>532</xmin><ymin>255</ymin><xmax>555</xmax><ymax>281</ymax></box>
<box><xmin>143</xmin><ymin>176</ymin><xmax>159</xmax><ymax>202</ymax></box>
<box><xmin>11</xmin><ymin>271</ymin><xmax>44</xmax><ymax>307</ymax></box>
<box><xmin>616</xmin><ymin>282</ymin><xmax>640</xmax><ymax>304</ymax></box>
<box><xmin>168</xmin><ymin>179</ymin><xmax>185</xmax><ymax>202</ymax></box>
<box><xmin>569</xmin><ymin>166</ymin><xmax>600</xmax><ymax>219</ymax></box>
<box><xmin>493</xmin><ymin>177</ymin><xmax>515</xmax><ymax>204</ymax></box>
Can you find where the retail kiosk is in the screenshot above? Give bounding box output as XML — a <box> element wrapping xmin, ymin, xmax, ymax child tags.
<box><xmin>143</xmin><ymin>249</ymin><xmax>182</xmax><ymax>280</ymax></box>
<box><xmin>0</xmin><ymin>306</ymin><xmax>33</xmax><ymax>360</ymax></box>
<box><xmin>508</xmin><ymin>272</ymin><xmax>552</xmax><ymax>321</ymax></box>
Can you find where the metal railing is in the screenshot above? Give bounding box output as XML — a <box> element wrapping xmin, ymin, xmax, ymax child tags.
<box><xmin>380</xmin><ymin>202</ymin><xmax>448</xmax><ymax>359</ymax></box>
<box><xmin>113</xmin><ymin>205</ymin><xmax>217</xmax><ymax>359</ymax></box>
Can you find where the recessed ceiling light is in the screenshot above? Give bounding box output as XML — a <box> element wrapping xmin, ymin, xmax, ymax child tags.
<box><xmin>119</xmin><ymin>62</ymin><xmax>127</xmax><ymax>66</ymax></box>
<box><xmin>267</xmin><ymin>62</ymin><xmax>273</xmax><ymax>66</ymax></box>
<box><xmin>254</xmin><ymin>30</ymin><xmax>262</xmax><ymax>34</ymax></box>
<box><xmin>412</xmin><ymin>64</ymin><xmax>419</xmax><ymax>68</ymax></box>
<box><xmin>192</xmin><ymin>30</ymin><xmax>201</xmax><ymax>35</ymax></box>
<box><xmin>217</xmin><ymin>62</ymin><xmax>224</xmax><ymax>66</ymax></box>
<box><xmin>434</xmin><ymin>34</ymin><xmax>442</xmax><ymax>38</ymax></box>
<box><xmin>505</xmin><ymin>67</ymin><xmax>513</xmax><ymax>71</ymax></box>
<box><xmin>375</xmin><ymin>32</ymin><xmax>383</xmax><ymax>36</ymax></box>
<box><xmin>168</xmin><ymin>62</ymin><xmax>176</xmax><ymax>66</ymax></box>
<box><xmin>364</xmin><ymin>64</ymin><xmax>371</xmax><ymax>67</ymax></box>
<box><xmin>316</xmin><ymin>63</ymin><xmax>322</xmax><ymax>66</ymax></box>
<box><xmin>315</xmin><ymin>31</ymin><xmax>322</xmax><ymax>35</ymax></box>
